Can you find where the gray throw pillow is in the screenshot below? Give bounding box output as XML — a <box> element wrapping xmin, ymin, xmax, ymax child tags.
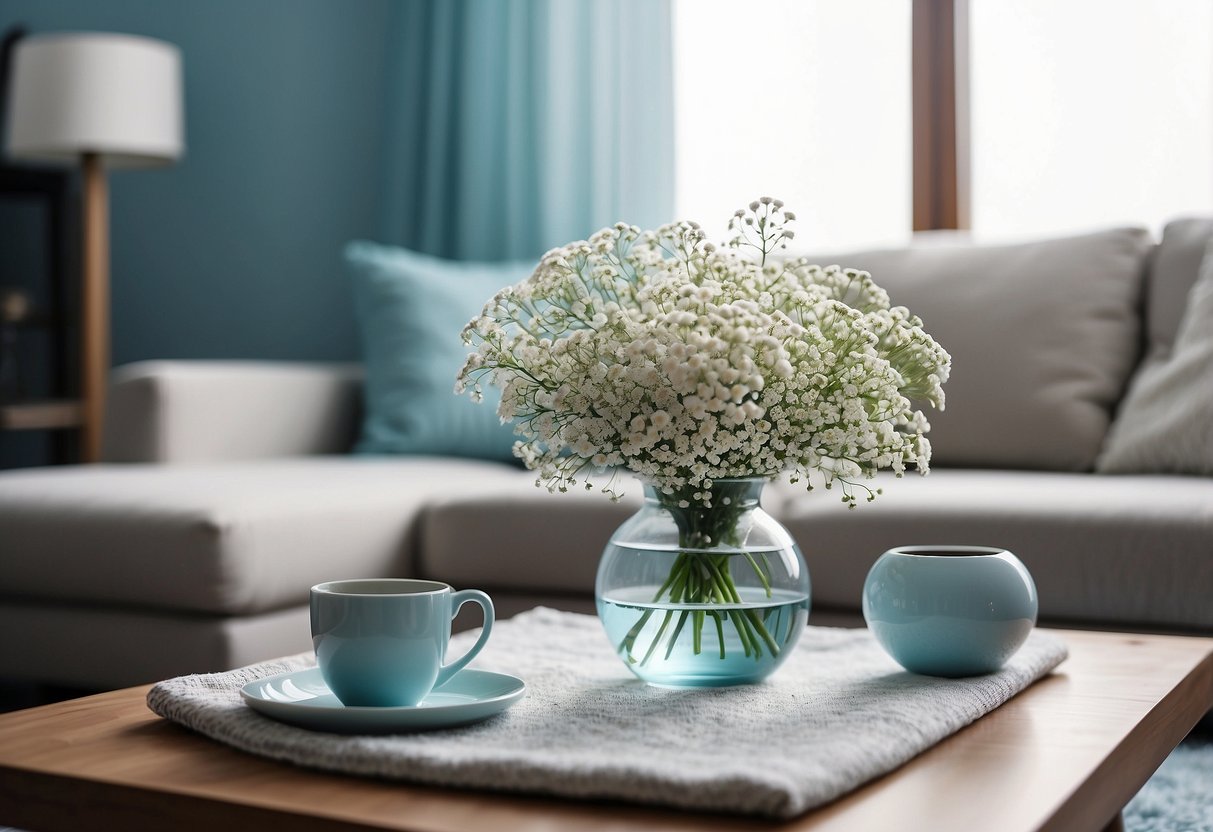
<box><xmin>818</xmin><ymin>228</ymin><xmax>1152</xmax><ymax>471</ymax></box>
<box><xmin>1097</xmin><ymin>241</ymin><xmax>1213</xmax><ymax>475</ymax></box>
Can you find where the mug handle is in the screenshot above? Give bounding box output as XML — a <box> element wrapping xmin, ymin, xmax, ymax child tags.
<box><xmin>435</xmin><ymin>589</ymin><xmax>495</xmax><ymax>688</ymax></box>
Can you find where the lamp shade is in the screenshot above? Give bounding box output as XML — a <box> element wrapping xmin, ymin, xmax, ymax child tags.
<box><xmin>6</xmin><ymin>32</ymin><xmax>183</xmax><ymax>168</ymax></box>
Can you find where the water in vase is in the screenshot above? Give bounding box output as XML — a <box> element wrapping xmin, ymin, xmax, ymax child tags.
<box><xmin>598</xmin><ymin>584</ymin><xmax>809</xmax><ymax>687</ymax></box>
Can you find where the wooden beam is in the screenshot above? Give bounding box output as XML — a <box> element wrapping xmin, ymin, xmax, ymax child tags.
<box><xmin>912</xmin><ymin>0</ymin><xmax>970</xmax><ymax>231</ymax></box>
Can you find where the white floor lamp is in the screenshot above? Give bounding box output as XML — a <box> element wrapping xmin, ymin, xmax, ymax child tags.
<box><xmin>5</xmin><ymin>32</ymin><xmax>183</xmax><ymax>462</ymax></box>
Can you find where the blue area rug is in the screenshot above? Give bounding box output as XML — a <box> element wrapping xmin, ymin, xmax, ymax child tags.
<box><xmin>1126</xmin><ymin>738</ymin><xmax>1213</xmax><ymax>832</ymax></box>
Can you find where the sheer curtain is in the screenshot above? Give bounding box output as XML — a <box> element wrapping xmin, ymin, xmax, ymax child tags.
<box><xmin>378</xmin><ymin>0</ymin><xmax>674</xmax><ymax>261</ymax></box>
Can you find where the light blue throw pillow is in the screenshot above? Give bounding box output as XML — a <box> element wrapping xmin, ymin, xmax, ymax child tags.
<box><xmin>346</xmin><ymin>241</ymin><xmax>533</xmax><ymax>461</ymax></box>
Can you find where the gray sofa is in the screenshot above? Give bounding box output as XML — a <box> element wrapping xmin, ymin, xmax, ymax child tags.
<box><xmin>2</xmin><ymin>220</ymin><xmax>1212</xmax><ymax>691</ymax></box>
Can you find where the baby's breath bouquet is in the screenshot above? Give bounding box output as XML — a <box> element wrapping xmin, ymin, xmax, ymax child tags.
<box><xmin>457</xmin><ymin>199</ymin><xmax>950</xmax><ymax>673</ymax></box>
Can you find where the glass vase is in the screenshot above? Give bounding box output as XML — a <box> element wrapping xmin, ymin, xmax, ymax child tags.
<box><xmin>595</xmin><ymin>478</ymin><xmax>810</xmax><ymax>687</ymax></box>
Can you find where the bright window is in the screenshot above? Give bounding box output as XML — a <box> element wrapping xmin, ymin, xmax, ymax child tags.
<box><xmin>969</xmin><ymin>0</ymin><xmax>1213</xmax><ymax>238</ymax></box>
<box><xmin>673</xmin><ymin>0</ymin><xmax>912</xmax><ymax>251</ymax></box>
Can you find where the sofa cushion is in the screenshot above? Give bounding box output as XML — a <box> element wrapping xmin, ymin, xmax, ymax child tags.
<box><xmin>1142</xmin><ymin>217</ymin><xmax>1213</xmax><ymax>362</ymax></box>
<box><xmin>820</xmin><ymin>228</ymin><xmax>1152</xmax><ymax>471</ymax></box>
<box><xmin>1099</xmin><ymin>239</ymin><xmax>1213</xmax><ymax>474</ymax></box>
<box><xmin>0</xmin><ymin>601</ymin><xmax>313</xmax><ymax>689</ymax></box>
<box><xmin>103</xmin><ymin>361</ymin><xmax>363</xmax><ymax>463</ymax></box>
<box><xmin>770</xmin><ymin>470</ymin><xmax>1213</xmax><ymax>632</ymax></box>
<box><xmin>0</xmin><ymin>457</ymin><xmax>525</xmax><ymax>616</ymax></box>
<box><xmin>418</xmin><ymin>480</ymin><xmax>642</xmax><ymax>594</ymax></box>
<box><xmin>347</xmin><ymin>241</ymin><xmax>531</xmax><ymax>462</ymax></box>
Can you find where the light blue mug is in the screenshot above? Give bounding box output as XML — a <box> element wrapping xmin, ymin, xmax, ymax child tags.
<box><xmin>311</xmin><ymin>579</ymin><xmax>494</xmax><ymax>707</ymax></box>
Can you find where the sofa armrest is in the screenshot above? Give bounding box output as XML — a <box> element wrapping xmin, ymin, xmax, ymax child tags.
<box><xmin>102</xmin><ymin>361</ymin><xmax>363</xmax><ymax>463</ymax></box>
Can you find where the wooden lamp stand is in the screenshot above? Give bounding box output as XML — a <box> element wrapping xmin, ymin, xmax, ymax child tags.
<box><xmin>80</xmin><ymin>152</ymin><xmax>109</xmax><ymax>462</ymax></box>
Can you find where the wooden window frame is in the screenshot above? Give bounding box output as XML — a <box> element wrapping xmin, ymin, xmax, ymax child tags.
<box><xmin>912</xmin><ymin>0</ymin><xmax>970</xmax><ymax>231</ymax></box>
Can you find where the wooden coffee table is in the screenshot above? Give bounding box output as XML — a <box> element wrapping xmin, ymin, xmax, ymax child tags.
<box><xmin>0</xmin><ymin>628</ymin><xmax>1210</xmax><ymax>832</ymax></box>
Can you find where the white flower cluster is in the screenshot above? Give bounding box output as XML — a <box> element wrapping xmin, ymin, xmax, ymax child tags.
<box><xmin>457</xmin><ymin>198</ymin><xmax>951</xmax><ymax>506</ymax></box>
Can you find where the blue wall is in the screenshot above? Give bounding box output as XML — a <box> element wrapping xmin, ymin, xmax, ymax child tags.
<box><xmin>1</xmin><ymin>0</ymin><xmax>395</xmax><ymax>365</ymax></box>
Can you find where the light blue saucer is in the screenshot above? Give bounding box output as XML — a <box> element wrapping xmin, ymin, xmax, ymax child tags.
<box><xmin>241</xmin><ymin>667</ymin><xmax>525</xmax><ymax>734</ymax></box>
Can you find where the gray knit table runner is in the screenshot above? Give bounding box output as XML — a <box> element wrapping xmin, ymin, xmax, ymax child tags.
<box><xmin>147</xmin><ymin>607</ymin><xmax>1067</xmax><ymax>819</ymax></box>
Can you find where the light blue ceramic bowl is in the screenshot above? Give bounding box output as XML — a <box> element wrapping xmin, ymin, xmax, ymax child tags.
<box><xmin>862</xmin><ymin>545</ymin><xmax>1038</xmax><ymax>677</ymax></box>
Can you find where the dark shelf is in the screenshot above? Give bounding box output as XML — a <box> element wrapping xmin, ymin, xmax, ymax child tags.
<box><xmin>0</xmin><ymin>399</ymin><xmax>83</xmax><ymax>430</ymax></box>
<box><xmin>3</xmin><ymin>311</ymin><xmax>62</xmax><ymax>328</ymax></box>
<box><xmin>1</xmin><ymin>28</ymin><xmax>79</xmax><ymax>465</ymax></box>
